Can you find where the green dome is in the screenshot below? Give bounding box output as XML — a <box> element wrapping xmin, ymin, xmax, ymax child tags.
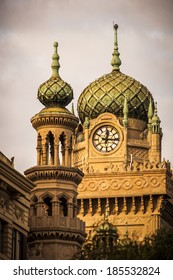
<box><xmin>77</xmin><ymin>24</ymin><xmax>153</xmax><ymax>123</ymax></box>
<box><xmin>77</xmin><ymin>70</ymin><xmax>153</xmax><ymax>123</ymax></box>
<box><xmin>38</xmin><ymin>77</ymin><xmax>73</xmax><ymax>107</ymax></box>
<box><xmin>96</xmin><ymin>220</ymin><xmax>118</xmax><ymax>235</ymax></box>
<box><xmin>38</xmin><ymin>42</ymin><xmax>73</xmax><ymax>108</ymax></box>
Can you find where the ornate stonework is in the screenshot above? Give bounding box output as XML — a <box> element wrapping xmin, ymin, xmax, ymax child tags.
<box><xmin>74</xmin><ymin>112</ymin><xmax>173</xmax><ymax>240</ymax></box>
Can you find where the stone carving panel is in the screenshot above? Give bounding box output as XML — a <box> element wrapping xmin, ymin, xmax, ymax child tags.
<box><xmin>78</xmin><ymin>175</ymin><xmax>166</xmax><ymax>194</ymax></box>
<box><xmin>73</xmin><ymin>149</ymin><xmax>85</xmax><ymax>164</ymax></box>
<box><xmin>0</xmin><ymin>196</ymin><xmax>8</xmax><ymax>209</ymax></box>
<box><xmin>128</xmin><ymin>147</ymin><xmax>148</xmax><ymax>159</ymax></box>
<box><xmin>13</xmin><ymin>205</ymin><xmax>24</xmax><ymax>222</ymax></box>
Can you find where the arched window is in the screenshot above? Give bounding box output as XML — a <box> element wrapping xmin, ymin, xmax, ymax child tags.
<box><xmin>46</xmin><ymin>131</ymin><xmax>54</xmax><ymax>165</ymax></box>
<box><xmin>59</xmin><ymin>132</ymin><xmax>66</xmax><ymax>165</ymax></box>
<box><xmin>59</xmin><ymin>197</ymin><xmax>68</xmax><ymax>217</ymax></box>
<box><xmin>32</xmin><ymin>195</ymin><xmax>38</xmax><ymax>216</ymax></box>
<box><xmin>43</xmin><ymin>196</ymin><xmax>52</xmax><ymax>216</ymax></box>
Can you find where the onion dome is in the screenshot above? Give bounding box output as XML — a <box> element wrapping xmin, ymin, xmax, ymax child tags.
<box><xmin>77</xmin><ymin>24</ymin><xmax>153</xmax><ymax>123</ymax></box>
<box><xmin>96</xmin><ymin>204</ymin><xmax>118</xmax><ymax>237</ymax></box>
<box><xmin>38</xmin><ymin>42</ymin><xmax>73</xmax><ymax>108</ymax></box>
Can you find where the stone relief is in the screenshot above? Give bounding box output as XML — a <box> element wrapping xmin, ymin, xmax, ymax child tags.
<box><xmin>13</xmin><ymin>205</ymin><xmax>24</xmax><ymax>222</ymax></box>
<box><xmin>0</xmin><ymin>196</ymin><xmax>8</xmax><ymax>209</ymax></box>
<box><xmin>78</xmin><ymin>175</ymin><xmax>165</xmax><ymax>193</ymax></box>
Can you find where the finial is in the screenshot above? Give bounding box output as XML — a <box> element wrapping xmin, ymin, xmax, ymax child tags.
<box><xmin>123</xmin><ymin>96</ymin><xmax>128</xmax><ymax>126</ymax></box>
<box><xmin>71</xmin><ymin>102</ymin><xmax>75</xmax><ymax>114</ymax></box>
<box><xmin>111</xmin><ymin>23</ymin><xmax>122</xmax><ymax>71</ymax></box>
<box><xmin>152</xmin><ymin>102</ymin><xmax>161</xmax><ymax>133</ymax></box>
<box><xmin>154</xmin><ymin>102</ymin><xmax>158</xmax><ymax>115</ymax></box>
<box><xmin>148</xmin><ymin>98</ymin><xmax>153</xmax><ymax>128</ymax></box>
<box><xmin>51</xmin><ymin>41</ymin><xmax>60</xmax><ymax>78</ymax></box>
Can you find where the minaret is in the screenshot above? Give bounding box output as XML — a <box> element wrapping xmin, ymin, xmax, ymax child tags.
<box><xmin>149</xmin><ymin>102</ymin><xmax>162</xmax><ymax>162</ymax></box>
<box><xmin>25</xmin><ymin>42</ymin><xmax>85</xmax><ymax>260</ymax></box>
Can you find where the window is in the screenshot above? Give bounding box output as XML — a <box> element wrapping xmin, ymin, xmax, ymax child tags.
<box><xmin>0</xmin><ymin>220</ymin><xmax>5</xmax><ymax>253</ymax></box>
<box><xmin>43</xmin><ymin>197</ymin><xmax>52</xmax><ymax>216</ymax></box>
<box><xmin>60</xmin><ymin>197</ymin><xmax>68</xmax><ymax>216</ymax></box>
<box><xmin>12</xmin><ymin>229</ymin><xmax>26</xmax><ymax>260</ymax></box>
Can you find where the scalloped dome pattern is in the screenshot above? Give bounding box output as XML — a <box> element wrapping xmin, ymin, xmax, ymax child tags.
<box><xmin>77</xmin><ymin>71</ymin><xmax>153</xmax><ymax>123</ymax></box>
<box><xmin>38</xmin><ymin>77</ymin><xmax>73</xmax><ymax>107</ymax></box>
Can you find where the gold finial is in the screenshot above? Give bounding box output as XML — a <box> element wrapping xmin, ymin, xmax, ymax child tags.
<box><xmin>51</xmin><ymin>41</ymin><xmax>60</xmax><ymax>78</ymax></box>
<box><xmin>111</xmin><ymin>23</ymin><xmax>122</xmax><ymax>71</ymax></box>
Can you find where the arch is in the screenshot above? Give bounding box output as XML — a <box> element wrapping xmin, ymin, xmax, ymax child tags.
<box><xmin>41</xmin><ymin>194</ymin><xmax>53</xmax><ymax>216</ymax></box>
<box><xmin>59</xmin><ymin>132</ymin><xmax>66</xmax><ymax>165</ymax></box>
<box><xmin>46</xmin><ymin>131</ymin><xmax>55</xmax><ymax>165</ymax></box>
<box><xmin>59</xmin><ymin>197</ymin><xmax>68</xmax><ymax>217</ymax></box>
<box><xmin>30</xmin><ymin>195</ymin><xmax>38</xmax><ymax>216</ymax></box>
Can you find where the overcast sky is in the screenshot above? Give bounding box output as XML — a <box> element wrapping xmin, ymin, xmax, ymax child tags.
<box><xmin>0</xmin><ymin>0</ymin><xmax>173</xmax><ymax>173</ymax></box>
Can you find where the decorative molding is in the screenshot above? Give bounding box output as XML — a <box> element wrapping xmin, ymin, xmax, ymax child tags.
<box><xmin>32</xmin><ymin>114</ymin><xmax>78</xmax><ymax>130</ymax></box>
<box><xmin>78</xmin><ymin>175</ymin><xmax>167</xmax><ymax>193</ymax></box>
<box><xmin>25</xmin><ymin>165</ymin><xmax>83</xmax><ymax>185</ymax></box>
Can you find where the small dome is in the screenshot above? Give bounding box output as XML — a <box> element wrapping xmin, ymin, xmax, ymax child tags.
<box><xmin>96</xmin><ymin>220</ymin><xmax>118</xmax><ymax>235</ymax></box>
<box><xmin>77</xmin><ymin>25</ymin><xmax>153</xmax><ymax>123</ymax></box>
<box><xmin>38</xmin><ymin>42</ymin><xmax>73</xmax><ymax>108</ymax></box>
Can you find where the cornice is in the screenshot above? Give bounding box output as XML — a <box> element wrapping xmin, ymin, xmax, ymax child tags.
<box><xmin>24</xmin><ymin>165</ymin><xmax>84</xmax><ymax>185</ymax></box>
<box><xmin>31</xmin><ymin>112</ymin><xmax>79</xmax><ymax>131</ymax></box>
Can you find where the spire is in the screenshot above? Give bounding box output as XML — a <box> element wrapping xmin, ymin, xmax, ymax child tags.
<box><xmin>152</xmin><ymin>102</ymin><xmax>161</xmax><ymax>134</ymax></box>
<box><xmin>71</xmin><ymin>102</ymin><xmax>75</xmax><ymax>115</ymax></box>
<box><xmin>51</xmin><ymin>41</ymin><xmax>60</xmax><ymax>78</ymax></box>
<box><xmin>148</xmin><ymin>98</ymin><xmax>153</xmax><ymax>128</ymax></box>
<box><xmin>123</xmin><ymin>96</ymin><xmax>128</xmax><ymax>126</ymax></box>
<box><xmin>111</xmin><ymin>23</ymin><xmax>122</xmax><ymax>71</ymax></box>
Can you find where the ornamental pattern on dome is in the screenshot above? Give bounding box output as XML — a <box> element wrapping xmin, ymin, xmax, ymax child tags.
<box><xmin>38</xmin><ymin>42</ymin><xmax>73</xmax><ymax>108</ymax></box>
<box><xmin>77</xmin><ymin>24</ymin><xmax>153</xmax><ymax>123</ymax></box>
<box><xmin>77</xmin><ymin>71</ymin><xmax>152</xmax><ymax>123</ymax></box>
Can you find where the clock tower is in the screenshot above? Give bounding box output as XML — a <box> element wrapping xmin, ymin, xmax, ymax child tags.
<box><xmin>74</xmin><ymin>25</ymin><xmax>173</xmax><ymax>241</ymax></box>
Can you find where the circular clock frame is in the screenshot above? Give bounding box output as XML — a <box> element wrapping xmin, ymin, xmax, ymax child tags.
<box><xmin>92</xmin><ymin>125</ymin><xmax>120</xmax><ymax>153</ymax></box>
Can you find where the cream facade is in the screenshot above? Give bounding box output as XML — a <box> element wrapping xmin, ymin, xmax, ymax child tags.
<box><xmin>0</xmin><ymin>152</ymin><xmax>33</xmax><ymax>259</ymax></box>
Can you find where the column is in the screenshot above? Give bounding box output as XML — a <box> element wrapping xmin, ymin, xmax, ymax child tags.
<box><xmin>42</xmin><ymin>143</ymin><xmax>47</xmax><ymax>165</ymax></box>
<box><xmin>67</xmin><ymin>203</ymin><xmax>73</xmax><ymax>218</ymax></box>
<box><xmin>89</xmin><ymin>199</ymin><xmax>92</xmax><ymax>214</ymax></box>
<box><xmin>97</xmin><ymin>198</ymin><xmax>101</xmax><ymax>215</ymax></box>
<box><xmin>115</xmin><ymin>197</ymin><xmax>118</xmax><ymax>214</ymax></box>
<box><xmin>54</xmin><ymin>144</ymin><xmax>60</xmax><ymax>165</ymax></box>
<box><xmin>81</xmin><ymin>199</ymin><xmax>84</xmax><ymax>216</ymax></box>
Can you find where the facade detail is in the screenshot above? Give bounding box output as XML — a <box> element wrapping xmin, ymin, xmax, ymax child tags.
<box><xmin>24</xmin><ymin>42</ymin><xmax>85</xmax><ymax>260</ymax></box>
<box><xmin>0</xmin><ymin>152</ymin><xmax>33</xmax><ymax>260</ymax></box>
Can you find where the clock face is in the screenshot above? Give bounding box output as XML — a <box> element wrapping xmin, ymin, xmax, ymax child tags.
<box><xmin>93</xmin><ymin>125</ymin><xmax>120</xmax><ymax>153</ymax></box>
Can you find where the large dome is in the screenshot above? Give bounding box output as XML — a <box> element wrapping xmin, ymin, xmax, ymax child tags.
<box><xmin>77</xmin><ymin>25</ymin><xmax>153</xmax><ymax>123</ymax></box>
<box><xmin>38</xmin><ymin>42</ymin><xmax>73</xmax><ymax>108</ymax></box>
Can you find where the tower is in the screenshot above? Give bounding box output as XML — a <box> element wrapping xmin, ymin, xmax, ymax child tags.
<box><xmin>25</xmin><ymin>42</ymin><xmax>85</xmax><ymax>260</ymax></box>
<box><xmin>74</xmin><ymin>25</ymin><xmax>173</xmax><ymax>241</ymax></box>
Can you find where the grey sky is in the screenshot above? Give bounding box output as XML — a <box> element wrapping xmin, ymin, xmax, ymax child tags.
<box><xmin>0</xmin><ymin>0</ymin><xmax>173</xmax><ymax>173</ymax></box>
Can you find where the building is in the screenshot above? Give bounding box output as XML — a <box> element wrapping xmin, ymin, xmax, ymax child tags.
<box><xmin>1</xmin><ymin>25</ymin><xmax>173</xmax><ymax>260</ymax></box>
<box><xmin>74</xmin><ymin>24</ymin><xmax>173</xmax><ymax>241</ymax></box>
<box><xmin>0</xmin><ymin>152</ymin><xmax>33</xmax><ymax>260</ymax></box>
